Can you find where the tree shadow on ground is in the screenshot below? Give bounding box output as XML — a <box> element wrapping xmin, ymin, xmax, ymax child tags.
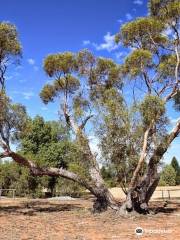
<box><xmin>0</xmin><ymin>200</ymin><xmax>84</xmax><ymax>216</ymax></box>
<box><xmin>149</xmin><ymin>201</ymin><xmax>180</xmax><ymax>215</ymax></box>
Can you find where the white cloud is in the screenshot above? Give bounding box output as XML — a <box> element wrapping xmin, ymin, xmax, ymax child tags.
<box><xmin>115</xmin><ymin>52</ymin><xmax>126</xmax><ymax>59</ymax></box>
<box><xmin>117</xmin><ymin>19</ymin><xmax>123</xmax><ymax>24</ymax></box>
<box><xmin>11</xmin><ymin>90</ymin><xmax>35</xmax><ymax>100</ymax></box>
<box><xmin>133</xmin><ymin>0</ymin><xmax>143</xmax><ymax>5</ymax></box>
<box><xmin>6</xmin><ymin>75</ymin><xmax>13</xmax><ymax>80</ymax></box>
<box><xmin>93</xmin><ymin>32</ymin><xmax>119</xmax><ymax>52</ymax></box>
<box><xmin>14</xmin><ymin>72</ymin><xmax>20</xmax><ymax>77</ymax></box>
<box><xmin>19</xmin><ymin>79</ymin><xmax>27</xmax><ymax>83</ymax></box>
<box><xmin>27</xmin><ymin>58</ymin><xmax>35</xmax><ymax>65</ymax></box>
<box><xmin>15</xmin><ymin>65</ymin><xmax>23</xmax><ymax>70</ymax></box>
<box><xmin>27</xmin><ymin>58</ymin><xmax>39</xmax><ymax>71</ymax></box>
<box><xmin>126</xmin><ymin>13</ymin><xmax>133</xmax><ymax>21</ymax></box>
<box><xmin>83</xmin><ymin>40</ymin><xmax>91</xmax><ymax>45</ymax></box>
<box><xmin>22</xmin><ymin>91</ymin><xmax>35</xmax><ymax>100</ymax></box>
<box><xmin>115</xmin><ymin>51</ymin><xmax>127</xmax><ymax>62</ymax></box>
<box><xmin>41</xmin><ymin>106</ymin><xmax>48</xmax><ymax>111</ymax></box>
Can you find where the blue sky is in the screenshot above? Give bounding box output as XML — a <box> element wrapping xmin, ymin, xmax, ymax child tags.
<box><xmin>0</xmin><ymin>0</ymin><xmax>179</xmax><ymax>163</ymax></box>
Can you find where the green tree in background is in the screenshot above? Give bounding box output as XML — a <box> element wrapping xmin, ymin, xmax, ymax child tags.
<box><xmin>171</xmin><ymin>156</ymin><xmax>180</xmax><ymax>185</ymax></box>
<box><xmin>159</xmin><ymin>165</ymin><xmax>176</xmax><ymax>186</ymax></box>
<box><xmin>0</xmin><ymin>116</ymin><xmax>85</xmax><ymax>198</ymax></box>
<box><xmin>19</xmin><ymin>116</ymin><xmax>85</xmax><ymax>197</ymax></box>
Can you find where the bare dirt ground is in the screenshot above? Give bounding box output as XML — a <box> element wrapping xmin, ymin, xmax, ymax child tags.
<box><xmin>0</xmin><ymin>197</ymin><xmax>180</xmax><ymax>240</ymax></box>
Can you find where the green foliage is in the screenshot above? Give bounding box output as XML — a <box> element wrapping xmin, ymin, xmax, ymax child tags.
<box><xmin>39</xmin><ymin>84</ymin><xmax>57</xmax><ymax>104</ymax></box>
<box><xmin>41</xmin><ymin>50</ymin><xmax>122</xmax><ymax>136</ymax></box>
<box><xmin>54</xmin><ymin>76</ymin><xmax>80</xmax><ymax>93</ymax></box>
<box><xmin>97</xmin><ymin>90</ymin><xmax>143</xmax><ymax>185</ymax></box>
<box><xmin>89</xmin><ymin>59</ymin><xmax>122</xmax><ymax>102</ymax></box>
<box><xmin>158</xmin><ymin>54</ymin><xmax>177</xmax><ymax>79</ymax></box>
<box><xmin>37</xmin><ymin>141</ymin><xmax>80</xmax><ymax>169</ymax></box>
<box><xmin>56</xmin><ymin>178</ymin><xmax>84</xmax><ymax>197</ymax></box>
<box><xmin>124</xmin><ymin>49</ymin><xmax>152</xmax><ymax>77</ymax></box>
<box><xmin>44</xmin><ymin>52</ymin><xmax>76</xmax><ymax>76</ymax></box>
<box><xmin>0</xmin><ymin>22</ymin><xmax>22</xmax><ymax>91</ymax></box>
<box><xmin>95</xmin><ymin>58</ymin><xmax>122</xmax><ymax>88</ymax></box>
<box><xmin>171</xmin><ymin>156</ymin><xmax>179</xmax><ymax>172</ymax></box>
<box><xmin>0</xmin><ymin>161</ymin><xmax>44</xmax><ymax>197</ymax></box>
<box><xmin>115</xmin><ymin>0</ymin><xmax>179</xmax><ymax>93</ymax></box>
<box><xmin>41</xmin><ymin>50</ymin><xmax>122</xmax><ymax>108</ymax></box>
<box><xmin>68</xmin><ymin>161</ymin><xmax>89</xmax><ymax>179</ymax></box>
<box><xmin>20</xmin><ymin>116</ymin><xmax>57</xmax><ymax>154</ymax></box>
<box><xmin>20</xmin><ymin>116</ymin><xmax>74</xmax><ymax>168</ymax></box>
<box><xmin>76</xmin><ymin>49</ymin><xmax>95</xmax><ymax>75</ymax></box>
<box><xmin>115</xmin><ymin>17</ymin><xmax>166</xmax><ymax>49</ymax></box>
<box><xmin>0</xmin><ymin>22</ymin><xmax>21</xmax><ymax>58</ymax></box>
<box><xmin>171</xmin><ymin>156</ymin><xmax>180</xmax><ymax>185</ymax></box>
<box><xmin>0</xmin><ymin>161</ymin><xmax>19</xmax><ymax>189</ymax></box>
<box><xmin>149</xmin><ymin>0</ymin><xmax>180</xmax><ymax>24</ymax></box>
<box><xmin>0</xmin><ymin>92</ymin><xmax>27</xmax><ymax>144</ymax></box>
<box><xmin>101</xmin><ymin>166</ymin><xmax>117</xmax><ymax>187</ymax></box>
<box><xmin>73</xmin><ymin>94</ymin><xmax>89</xmax><ymax>118</ymax></box>
<box><xmin>159</xmin><ymin>164</ymin><xmax>176</xmax><ymax>186</ymax></box>
<box><xmin>17</xmin><ymin>115</ymin><xmax>87</xmax><ymax>195</ymax></box>
<box><xmin>0</xmin><ymin>114</ymin><xmax>87</xmax><ymax>197</ymax></box>
<box><xmin>0</xmin><ymin>159</ymin><xmax>85</xmax><ymax>198</ymax></box>
<box><xmin>40</xmin><ymin>52</ymin><xmax>80</xmax><ymax>104</ymax></box>
<box><xmin>139</xmin><ymin>95</ymin><xmax>165</xmax><ymax>126</ymax></box>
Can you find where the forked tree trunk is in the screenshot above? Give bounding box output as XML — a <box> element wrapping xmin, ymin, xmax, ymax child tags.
<box><xmin>120</xmin><ymin>164</ymin><xmax>160</xmax><ymax>214</ymax></box>
<box><xmin>120</xmin><ymin>120</ymin><xmax>180</xmax><ymax>215</ymax></box>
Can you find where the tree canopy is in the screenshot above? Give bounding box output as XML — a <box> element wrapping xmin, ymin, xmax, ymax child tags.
<box><xmin>0</xmin><ymin>22</ymin><xmax>21</xmax><ymax>91</ymax></box>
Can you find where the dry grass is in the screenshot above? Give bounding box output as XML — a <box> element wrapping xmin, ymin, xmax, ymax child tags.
<box><xmin>109</xmin><ymin>186</ymin><xmax>180</xmax><ymax>200</ymax></box>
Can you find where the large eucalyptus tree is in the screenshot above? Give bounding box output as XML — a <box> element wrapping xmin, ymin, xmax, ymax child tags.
<box><xmin>112</xmin><ymin>0</ymin><xmax>180</xmax><ymax>213</ymax></box>
<box><xmin>0</xmin><ymin>0</ymin><xmax>179</xmax><ymax>214</ymax></box>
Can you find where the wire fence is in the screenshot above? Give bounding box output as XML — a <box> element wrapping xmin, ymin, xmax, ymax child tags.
<box><xmin>0</xmin><ymin>188</ymin><xmax>180</xmax><ymax>201</ymax></box>
<box><xmin>155</xmin><ymin>189</ymin><xmax>180</xmax><ymax>200</ymax></box>
<box><xmin>0</xmin><ymin>189</ymin><xmax>16</xmax><ymax>199</ymax></box>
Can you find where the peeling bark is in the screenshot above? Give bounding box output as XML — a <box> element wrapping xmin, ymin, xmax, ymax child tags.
<box><xmin>120</xmin><ymin>120</ymin><xmax>180</xmax><ymax>214</ymax></box>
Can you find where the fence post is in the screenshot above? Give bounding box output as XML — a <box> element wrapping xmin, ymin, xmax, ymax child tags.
<box><xmin>168</xmin><ymin>190</ymin><xmax>170</xmax><ymax>200</ymax></box>
<box><xmin>162</xmin><ymin>190</ymin><xmax>164</xmax><ymax>200</ymax></box>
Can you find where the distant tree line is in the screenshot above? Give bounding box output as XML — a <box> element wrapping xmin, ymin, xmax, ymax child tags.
<box><xmin>159</xmin><ymin>157</ymin><xmax>180</xmax><ymax>186</ymax></box>
<box><xmin>101</xmin><ymin>156</ymin><xmax>180</xmax><ymax>188</ymax></box>
<box><xmin>1</xmin><ymin>154</ymin><xmax>179</xmax><ymax>198</ymax></box>
<box><xmin>0</xmin><ymin>116</ymin><xmax>85</xmax><ymax>198</ymax></box>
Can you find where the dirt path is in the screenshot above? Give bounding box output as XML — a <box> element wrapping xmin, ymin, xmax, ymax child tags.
<box><xmin>0</xmin><ymin>198</ymin><xmax>180</xmax><ymax>240</ymax></box>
